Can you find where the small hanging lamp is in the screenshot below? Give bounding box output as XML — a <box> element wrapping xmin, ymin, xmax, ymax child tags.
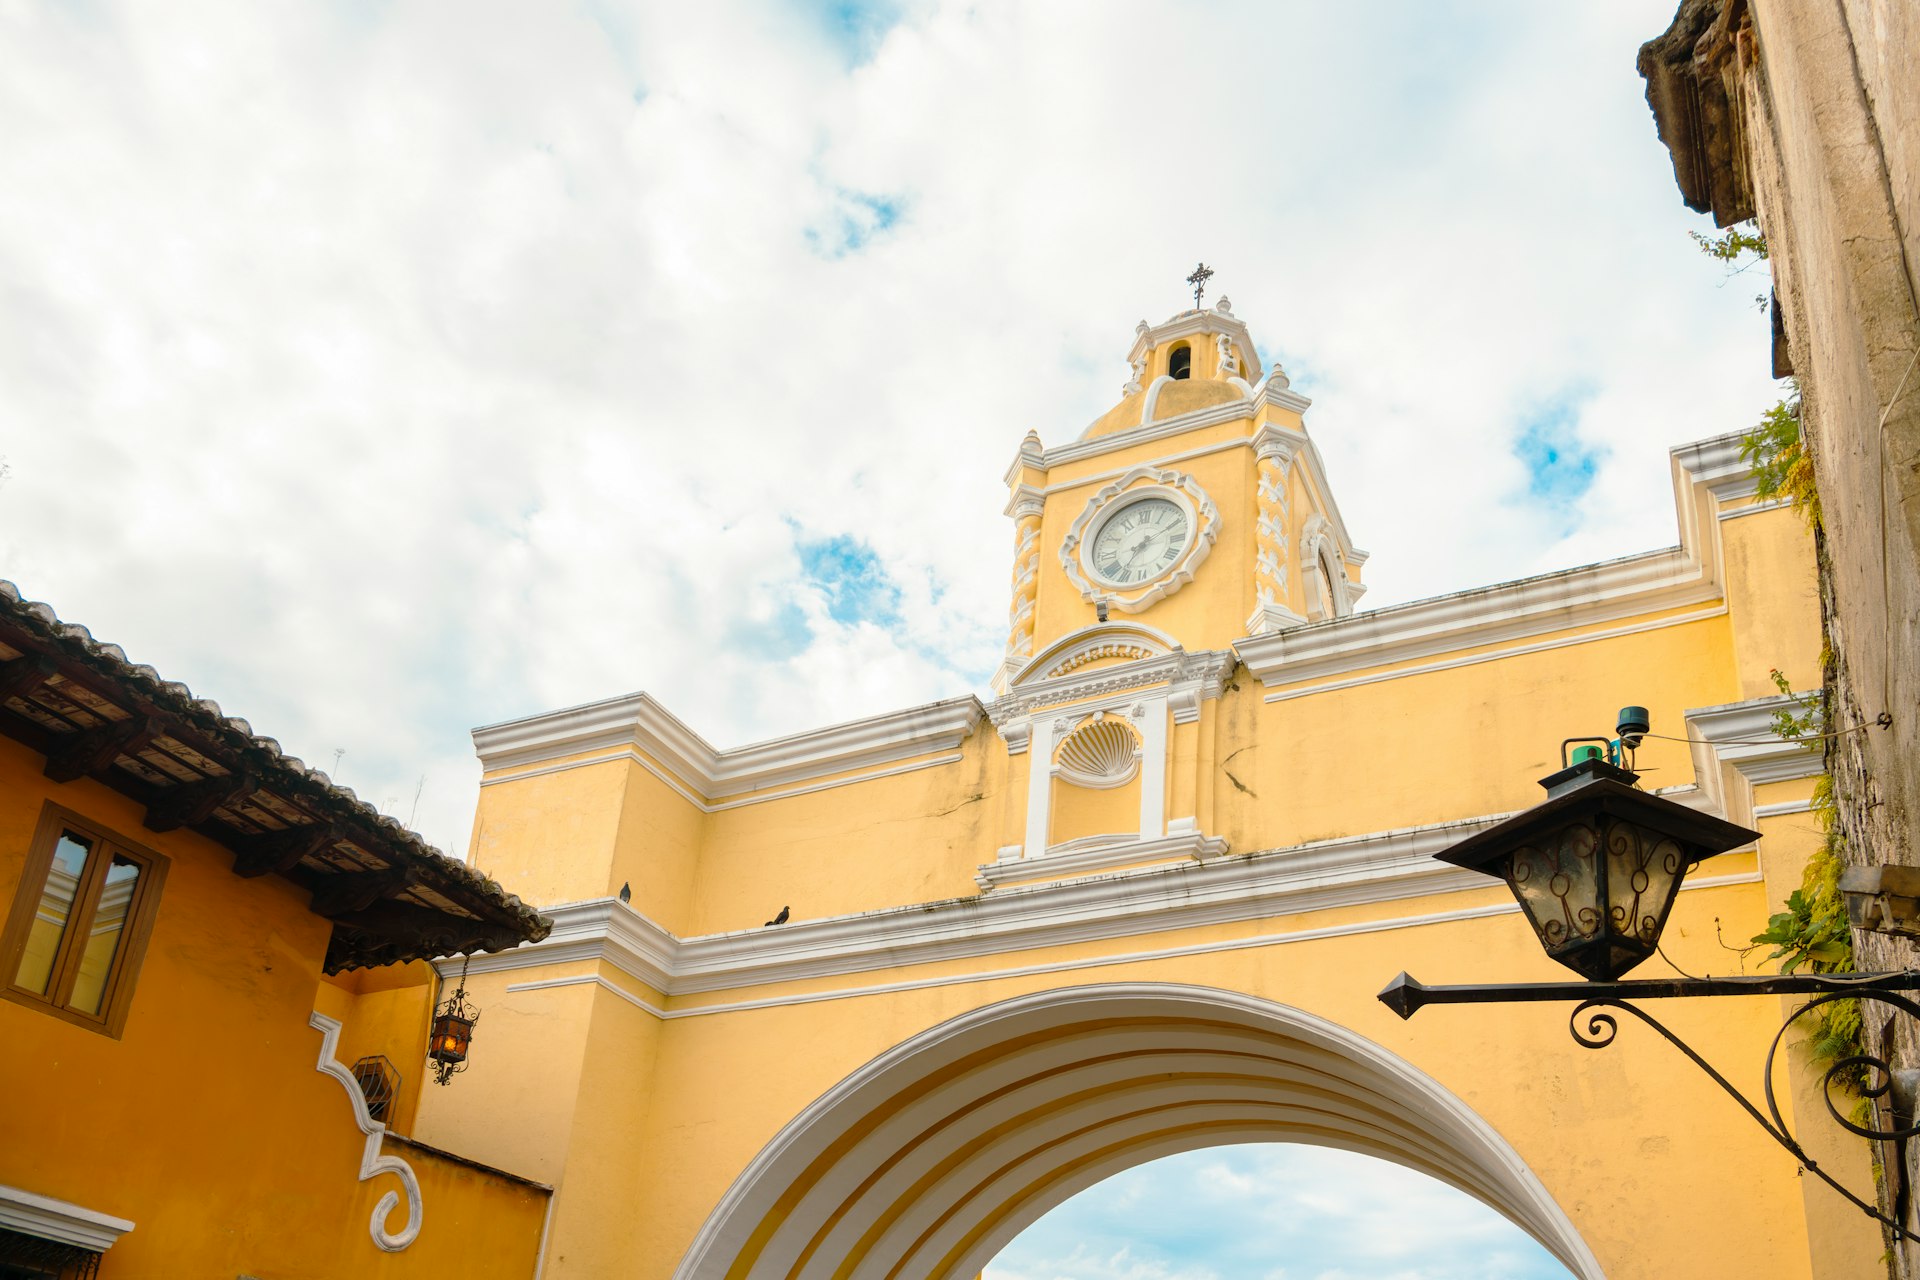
<box><xmin>429</xmin><ymin>953</ymin><xmax>480</xmax><ymax>1086</ymax></box>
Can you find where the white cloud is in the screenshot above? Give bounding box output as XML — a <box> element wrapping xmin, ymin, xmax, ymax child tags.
<box><xmin>986</xmin><ymin>1144</ymin><xmax>1571</xmax><ymax>1279</ymax></box>
<box><xmin>0</xmin><ymin>0</ymin><xmax>1774</xmax><ymax>868</ymax></box>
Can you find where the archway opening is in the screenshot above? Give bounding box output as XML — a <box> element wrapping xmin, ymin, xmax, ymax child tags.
<box><xmin>986</xmin><ymin>1142</ymin><xmax>1574</xmax><ymax>1278</ymax></box>
<box><xmin>675</xmin><ymin>984</ymin><xmax>1602</xmax><ymax>1280</ymax></box>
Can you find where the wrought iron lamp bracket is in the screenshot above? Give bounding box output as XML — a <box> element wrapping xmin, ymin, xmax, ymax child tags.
<box><xmin>1380</xmin><ymin>970</ymin><xmax>1920</xmax><ymax>1242</ymax></box>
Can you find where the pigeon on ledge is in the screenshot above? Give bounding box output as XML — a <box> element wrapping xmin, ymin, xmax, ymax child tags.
<box><xmin>764</xmin><ymin>905</ymin><xmax>790</xmax><ymax>927</ymax></box>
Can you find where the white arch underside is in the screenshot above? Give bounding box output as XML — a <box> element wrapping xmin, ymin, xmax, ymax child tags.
<box><xmin>674</xmin><ymin>983</ymin><xmax>1604</xmax><ymax>1280</ymax></box>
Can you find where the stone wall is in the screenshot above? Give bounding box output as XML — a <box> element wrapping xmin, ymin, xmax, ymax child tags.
<box><xmin>1641</xmin><ymin>0</ymin><xmax>1920</xmax><ymax>1268</ymax></box>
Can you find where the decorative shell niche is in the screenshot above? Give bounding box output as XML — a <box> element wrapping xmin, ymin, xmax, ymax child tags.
<box><xmin>1049</xmin><ymin>714</ymin><xmax>1143</xmax><ymax>849</ymax></box>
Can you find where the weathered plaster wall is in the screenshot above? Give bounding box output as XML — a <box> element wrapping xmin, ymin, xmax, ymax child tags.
<box><xmin>1643</xmin><ymin>0</ymin><xmax>1920</xmax><ymax>1265</ymax></box>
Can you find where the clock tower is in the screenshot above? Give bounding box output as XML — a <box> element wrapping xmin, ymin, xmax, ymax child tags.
<box><xmin>996</xmin><ymin>297</ymin><xmax>1367</xmax><ymax>689</ymax></box>
<box><xmin>982</xmin><ymin>297</ymin><xmax>1367</xmax><ymax>878</ymax></box>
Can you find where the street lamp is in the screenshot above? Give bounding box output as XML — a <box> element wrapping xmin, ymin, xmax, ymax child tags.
<box><xmin>1377</xmin><ymin>707</ymin><xmax>1920</xmax><ymax>1241</ymax></box>
<box><xmin>1431</xmin><ymin>751</ymin><xmax>1759</xmax><ymax>981</ymax></box>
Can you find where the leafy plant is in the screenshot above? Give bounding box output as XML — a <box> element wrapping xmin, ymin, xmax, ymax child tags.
<box><xmin>1750</xmin><ymin>775</ymin><xmax>1864</xmax><ymax>1086</ymax></box>
<box><xmin>1739</xmin><ymin>391</ymin><xmax>1819</xmax><ymax>528</ymax></box>
<box><xmin>1690</xmin><ymin>222</ymin><xmax>1769</xmax><ymax>263</ymax></box>
<box><xmin>1752</xmin><ymin>887</ymin><xmax>1850</xmax><ymax>973</ymax></box>
<box><xmin>1766</xmin><ymin>667</ymin><xmax>1821</xmax><ymax>745</ymax></box>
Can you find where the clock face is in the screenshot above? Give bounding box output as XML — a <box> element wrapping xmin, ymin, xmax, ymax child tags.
<box><xmin>1089</xmin><ymin>497</ymin><xmax>1191</xmax><ymax>587</ymax></box>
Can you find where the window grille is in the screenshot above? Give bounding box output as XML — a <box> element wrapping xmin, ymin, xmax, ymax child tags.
<box><xmin>0</xmin><ymin>1226</ymin><xmax>102</xmax><ymax>1280</ymax></box>
<box><xmin>352</xmin><ymin>1054</ymin><xmax>402</xmax><ymax>1126</ymax></box>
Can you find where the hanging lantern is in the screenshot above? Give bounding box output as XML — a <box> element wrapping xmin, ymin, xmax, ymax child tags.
<box><xmin>1435</xmin><ymin>755</ymin><xmax>1759</xmax><ymax>981</ymax></box>
<box><xmin>429</xmin><ymin>954</ymin><xmax>481</xmax><ymax>1086</ymax></box>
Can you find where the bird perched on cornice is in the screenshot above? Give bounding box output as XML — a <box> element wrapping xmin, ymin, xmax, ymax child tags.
<box><xmin>619</xmin><ymin>882</ymin><xmax>631</xmax><ymax>903</ymax></box>
<box><xmin>765</xmin><ymin>905</ymin><xmax>789</xmax><ymax>927</ymax></box>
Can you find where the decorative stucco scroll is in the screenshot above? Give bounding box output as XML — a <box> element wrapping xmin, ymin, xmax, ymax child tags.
<box><xmin>308</xmin><ymin>1011</ymin><xmax>423</xmax><ymax>1252</ymax></box>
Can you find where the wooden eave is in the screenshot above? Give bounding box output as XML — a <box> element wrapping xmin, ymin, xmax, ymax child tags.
<box><xmin>0</xmin><ymin>581</ymin><xmax>550</xmax><ymax>972</ymax></box>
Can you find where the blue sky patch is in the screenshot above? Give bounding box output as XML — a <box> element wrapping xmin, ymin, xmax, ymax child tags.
<box><xmin>792</xmin><ymin>0</ymin><xmax>907</xmax><ymax>68</ymax></box>
<box><xmin>798</xmin><ymin>534</ymin><xmax>902</xmax><ymax>627</ymax></box>
<box><xmin>1513</xmin><ymin>394</ymin><xmax>1604</xmax><ymax>508</ymax></box>
<box><xmin>805</xmin><ymin>189</ymin><xmax>906</xmax><ymax>259</ymax></box>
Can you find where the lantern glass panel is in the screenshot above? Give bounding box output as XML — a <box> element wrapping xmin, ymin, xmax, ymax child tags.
<box><xmin>429</xmin><ymin>1013</ymin><xmax>474</xmax><ymax>1064</ymax></box>
<box><xmin>1605</xmin><ymin>819</ymin><xmax>1687</xmax><ymax>950</ymax></box>
<box><xmin>1507</xmin><ymin>821</ymin><xmax>1601</xmax><ymax>953</ymax></box>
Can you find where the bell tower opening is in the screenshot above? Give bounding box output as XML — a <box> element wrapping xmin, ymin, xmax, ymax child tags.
<box><xmin>1167</xmin><ymin>343</ymin><xmax>1192</xmax><ymax>380</ymax></box>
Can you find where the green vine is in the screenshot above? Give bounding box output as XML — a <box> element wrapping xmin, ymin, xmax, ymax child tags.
<box><xmin>1748</xmin><ymin>774</ymin><xmax>1865</xmax><ymax>1086</ymax></box>
<box><xmin>1739</xmin><ymin>391</ymin><xmax>1818</xmax><ymax>528</ymax></box>
<box><xmin>1698</xmin><ymin>217</ymin><xmax>1867</xmax><ymax>1093</ymax></box>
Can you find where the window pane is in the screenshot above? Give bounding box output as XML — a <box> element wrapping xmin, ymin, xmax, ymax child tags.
<box><xmin>69</xmin><ymin>854</ymin><xmax>141</xmax><ymax>1016</ymax></box>
<box><xmin>14</xmin><ymin>831</ymin><xmax>93</xmax><ymax>997</ymax></box>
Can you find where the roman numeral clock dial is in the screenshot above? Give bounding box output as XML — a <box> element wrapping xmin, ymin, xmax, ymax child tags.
<box><xmin>1090</xmin><ymin>497</ymin><xmax>1190</xmax><ymax>589</ymax></box>
<box><xmin>1060</xmin><ymin>469</ymin><xmax>1220</xmax><ymax>616</ymax></box>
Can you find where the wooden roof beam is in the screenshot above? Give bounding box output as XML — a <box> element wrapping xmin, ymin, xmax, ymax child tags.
<box><xmin>231</xmin><ymin>824</ymin><xmax>338</xmax><ymax>879</ymax></box>
<box><xmin>310</xmin><ymin>866</ymin><xmax>418</xmax><ymax>919</ymax></box>
<box><xmin>144</xmin><ymin>773</ymin><xmax>256</xmax><ymax>834</ymax></box>
<box><xmin>44</xmin><ymin>716</ymin><xmax>158</xmax><ymax>784</ymax></box>
<box><xmin>0</xmin><ymin>654</ymin><xmax>57</xmax><ymax>701</ymax></box>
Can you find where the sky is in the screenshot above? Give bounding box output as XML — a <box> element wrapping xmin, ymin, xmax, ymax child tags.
<box><xmin>0</xmin><ymin>0</ymin><xmax>1770</xmax><ymax>1270</ymax></box>
<box><xmin>988</xmin><ymin>1144</ymin><xmax>1571</xmax><ymax>1280</ymax></box>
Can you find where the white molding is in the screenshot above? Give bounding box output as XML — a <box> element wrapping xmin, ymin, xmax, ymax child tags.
<box><xmin>1239</xmin><ymin>549</ymin><xmax>1719</xmax><ymax>689</ymax></box>
<box><xmin>506</xmin><ymin>973</ymin><xmax>669</xmax><ymax>1020</ymax></box>
<box><xmin>976</xmin><ymin>828</ymin><xmax>1229</xmax><ymax>890</ymax></box>
<box><xmin>989</xmin><ymin>647</ymin><xmax>1232</xmax><ymax>732</ymax></box>
<box><xmin>474</xmin><ymin>693</ymin><xmax>983</xmax><ymax>802</ymax></box>
<box><xmin>1672</xmin><ymin>431</ymin><xmax>1759</xmax><ymax>501</ymax></box>
<box><xmin>513</xmin><ymin>870</ymin><xmax>1763</xmax><ymax>1027</ymax></box>
<box><xmin>453</xmin><ymin>899</ymin><xmax>677</xmax><ymax>991</ymax></box>
<box><xmin>1259</xmin><ymin>605</ymin><xmax>1728</xmax><ymax>703</ymax></box>
<box><xmin>1684</xmin><ymin>695</ymin><xmax>1824</xmax><ymax>822</ymax></box>
<box><xmin>1055</xmin><ymin>396</ymin><xmax>1260</xmax><ymax>466</ymax></box>
<box><xmin>1013</xmin><ymin>621</ymin><xmax>1179</xmax><ymax>686</ymax></box>
<box><xmin>1058</xmin><ymin>469</ymin><xmax>1220</xmax><ymax>614</ymax></box>
<box><xmin>1755</xmin><ymin>799</ymin><xmax>1815</xmax><ymax>818</ymax></box>
<box><xmin>308</xmin><ymin>1012</ymin><xmax>422</xmax><ymax>1252</ymax></box>
<box><xmin>1004</xmin><ymin>483</ymin><xmax>1046</xmax><ymax>520</ymax></box>
<box><xmin>0</xmin><ymin>1185</ymin><xmax>133</xmax><ymax>1253</ymax></box>
<box><xmin>1719</xmin><ymin>497</ymin><xmax>1790</xmax><ymax>521</ymax></box>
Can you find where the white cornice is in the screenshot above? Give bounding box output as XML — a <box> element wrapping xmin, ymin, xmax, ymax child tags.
<box><xmin>1055</xmin><ymin>396</ymin><xmax>1260</xmax><ymax>466</ymax></box>
<box><xmin>474</xmin><ymin>693</ymin><xmax>985</xmax><ymax>800</ymax></box>
<box><xmin>1686</xmin><ymin>693</ymin><xmax>1823</xmax><ymax>793</ymax></box>
<box><xmin>0</xmin><ymin>1185</ymin><xmax>134</xmax><ymax>1253</ymax></box>
<box><xmin>1672</xmin><ymin>431</ymin><xmax>1759</xmax><ymax>501</ymax></box>
<box><xmin>1236</xmin><ymin>546</ymin><xmax>1719</xmax><ymax>689</ymax></box>
<box><xmin>987</xmin><ymin>647</ymin><xmax>1233</xmax><ymax>733</ymax></box>
<box><xmin>975</xmin><ymin>829</ymin><xmax>1230</xmax><ymax>890</ymax></box>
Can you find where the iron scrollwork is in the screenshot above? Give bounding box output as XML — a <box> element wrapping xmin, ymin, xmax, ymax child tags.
<box><xmin>1570</xmin><ymin>987</ymin><xmax>1920</xmax><ymax>1241</ymax></box>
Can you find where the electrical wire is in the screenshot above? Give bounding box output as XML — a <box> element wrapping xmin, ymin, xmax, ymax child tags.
<box><xmin>1640</xmin><ymin>722</ymin><xmax>1879</xmax><ymax>749</ymax></box>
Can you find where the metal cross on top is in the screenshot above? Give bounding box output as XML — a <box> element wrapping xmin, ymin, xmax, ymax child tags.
<box><xmin>1186</xmin><ymin>262</ymin><xmax>1215</xmax><ymax>308</ymax></box>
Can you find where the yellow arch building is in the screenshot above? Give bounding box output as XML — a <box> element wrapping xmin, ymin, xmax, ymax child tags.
<box><xmin>412</xmin><ymin>301</ymin><xmax>1868</xmax><ymax>1278</ymax></box>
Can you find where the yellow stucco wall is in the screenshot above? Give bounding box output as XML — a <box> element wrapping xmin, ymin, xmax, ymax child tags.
<box><xmin>0</xmin><ymin>739</ymin><xmax>550</xmax><ymax>1279</ymax></box>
